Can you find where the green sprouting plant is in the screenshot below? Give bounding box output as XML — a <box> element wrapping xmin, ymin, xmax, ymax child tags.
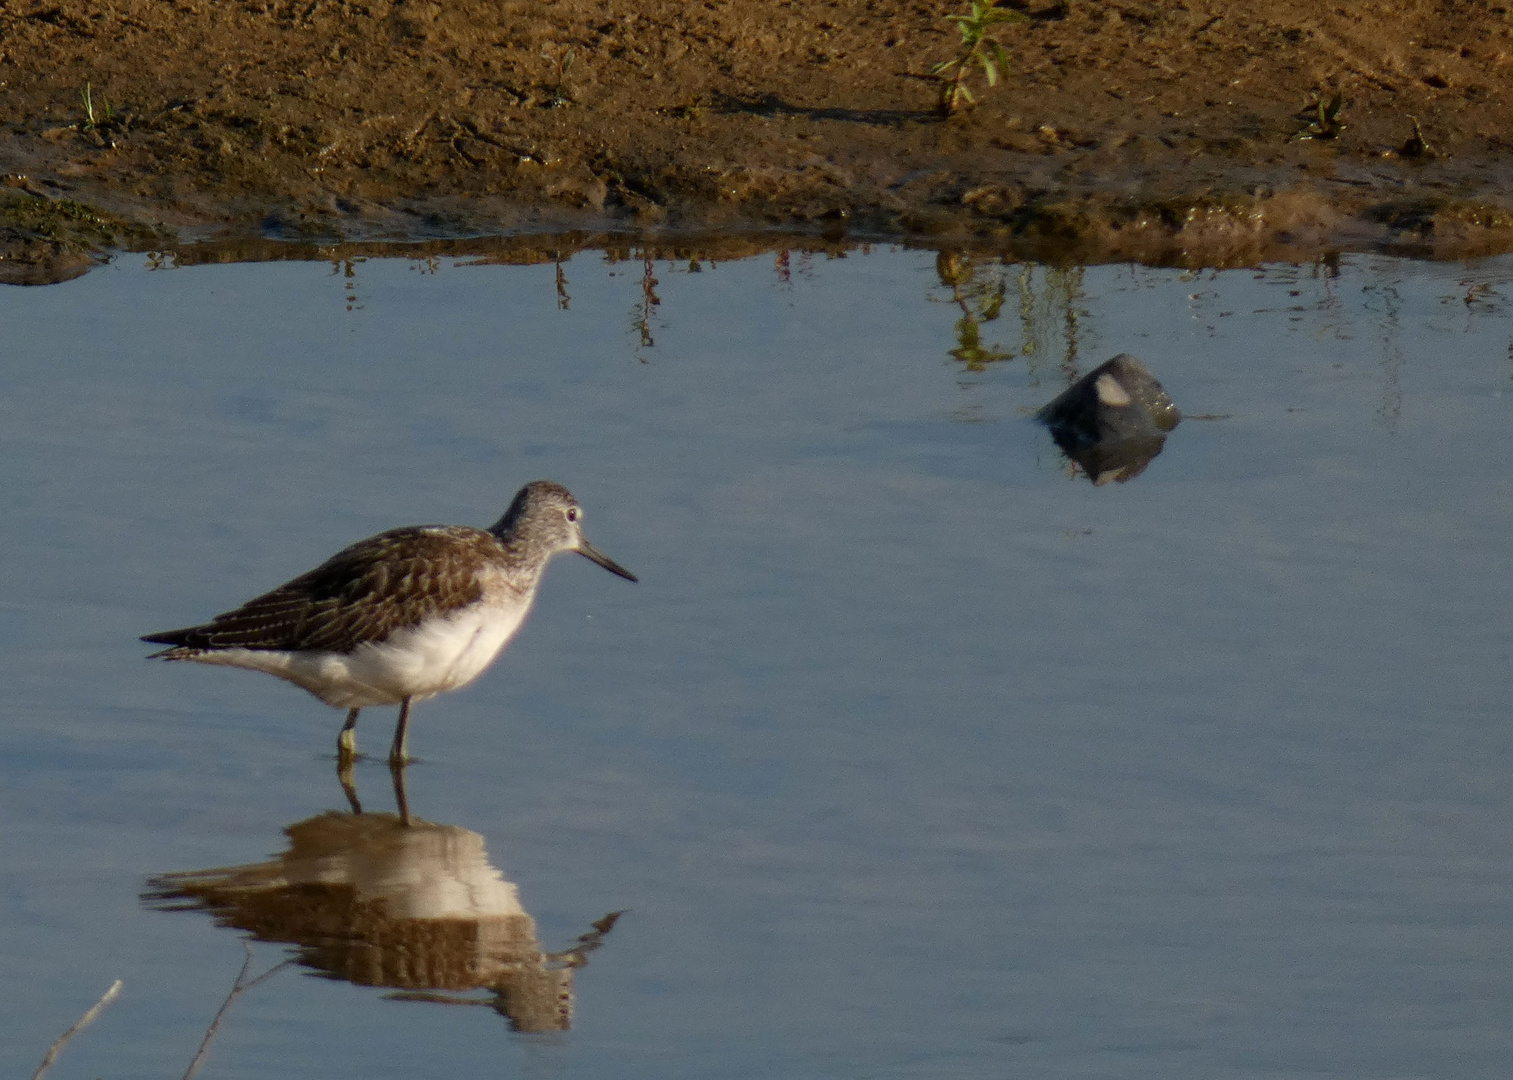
<box><xmin>78</xmin><ymin>82</ymin><xmax>113</xmax><ymax>133</ymax></box>
<box><xmin>1292</xmin><ymin>92</ymin><xmax>1346</xmax><ymax>140</ymax></box>
<box><xmin>933</xmin><ymin>2</ymin><xmax>1026</xmax><ymax>116</ymax></box>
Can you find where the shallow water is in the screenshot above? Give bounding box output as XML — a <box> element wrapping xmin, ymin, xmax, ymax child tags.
<box><xmin>3</xmin><ymin>246</ymin><xmax>1512</xmax><ymax>1079</ymax></box>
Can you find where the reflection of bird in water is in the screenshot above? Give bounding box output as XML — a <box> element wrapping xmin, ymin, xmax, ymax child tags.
<box><xmin>142</xmin><ymin>481</ymin><xmax>637</xmax><ymax>766</ymax></box>
<box><xmin>144</xmin><ymin>775</ymin><xmax>621</xmax><ymax>1032</ymax></box>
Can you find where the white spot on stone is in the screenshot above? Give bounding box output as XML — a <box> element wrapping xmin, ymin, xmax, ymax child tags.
<box><xmin>1095</xmin><ymin>373</ymin><xmax>1132</xmax><ymax>406</ymax></box>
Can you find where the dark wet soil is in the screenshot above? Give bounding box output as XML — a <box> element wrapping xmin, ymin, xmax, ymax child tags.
<box><xmin>3</xmin><ymin>0</ymin><xmax>1512</xmax><ymax>279</ymax></box>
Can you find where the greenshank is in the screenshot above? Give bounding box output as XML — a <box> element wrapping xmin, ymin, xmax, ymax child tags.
<box><xmin>143</xmin><ymin>481</ymin><xmax>636</xmax><ymax>766</ymax></box>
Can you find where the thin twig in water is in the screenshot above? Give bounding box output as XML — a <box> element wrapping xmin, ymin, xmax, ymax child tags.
<box><xmin>182</xmin><ymin>943</ymin><xmax>291</xmax><ymax>1080</ymax></box>
<box><xmin>31</xmin><ymin>979</ymin><xmax>123</xmax><ymax>1080</ymax></box>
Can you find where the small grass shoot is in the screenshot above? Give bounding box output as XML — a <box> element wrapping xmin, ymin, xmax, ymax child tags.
<box><xmin>1292</xmin><ymin>92</ymin><xmax>1346</xmax><ymax>140</ymax></box>
<box><xmin>542</xmin><ymin>46</ymin><xmax>576</xmax><ymax>108</ymax></box>
<box><xmin>78</xmin><ymin>83</ymin><xmax>113</xmax><ymax>133</ymax></box>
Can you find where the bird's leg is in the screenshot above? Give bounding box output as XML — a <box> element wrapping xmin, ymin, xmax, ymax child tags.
<box><xmin>388</xmin><ymin>697</ymin><xmax>413</xmax><ymax>768</ymax></box>
<box><xmin>337</xmin><ymin>707</ymin><xmax>361</xmax><ymax>763</ymax></box>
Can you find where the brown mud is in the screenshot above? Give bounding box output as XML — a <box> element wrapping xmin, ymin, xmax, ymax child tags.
<box><xmin>3</xmin><ymin>0</ymin><xmax>1513</xmax><ymax>280</ymax></box>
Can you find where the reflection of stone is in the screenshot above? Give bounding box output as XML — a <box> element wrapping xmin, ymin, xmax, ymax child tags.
<box><xmin>146</xmin><ymin>812</ymin><xmax>618</xmax><ymax>1032</ymax></box>
<box><xmin>1038</xmin><ymin>353</ymin><xmax>1180</xmax><ymax>485</ymax></box>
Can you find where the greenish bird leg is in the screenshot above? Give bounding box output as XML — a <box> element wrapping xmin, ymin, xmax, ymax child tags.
<box><xmin>389</xmin><ymin>696</ymin><xmax>413</xmax><ymax>768</ymax></box>
<box><xmin>337</xmin><ymin>707</ymin><xmax>361</xmax><ymax>762</ymax></box>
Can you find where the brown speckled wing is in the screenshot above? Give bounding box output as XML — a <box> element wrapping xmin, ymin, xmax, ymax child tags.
<box><xmin>144</xmin><ymin>526</ymin><xmax>499</xmax><ymax>655</ymax></box>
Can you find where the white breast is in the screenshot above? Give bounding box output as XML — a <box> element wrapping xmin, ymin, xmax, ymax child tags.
<box><xmin>196</xmin><ymin>596</ymin><xmax>533</xmax><ymax>710</ymax></box>
<box><xmin>337</xmin><ymin>600</ymin><xmax>531</xmax><ymax>704</ymax></box>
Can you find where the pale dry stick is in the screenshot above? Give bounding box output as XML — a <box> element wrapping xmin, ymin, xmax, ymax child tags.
<box><xmin>31</xmin><ymin>979</ymin><xmax>124</xmax><ymax>1080</ymax></box>
<box><xmin>405</xmin><ymin>109</ymin><xmax>438</xmax><ymax>144</ymax></box>
<box><xmin>181</xmin><ymin>943</ymin><xmax>292</xmax><ymax>1080</ymax></box>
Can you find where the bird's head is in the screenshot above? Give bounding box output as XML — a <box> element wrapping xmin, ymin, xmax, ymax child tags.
<box><xmin>493</xmin><ymin>481</ymin><xmax>637</xmax><ymax>582</ymax></box>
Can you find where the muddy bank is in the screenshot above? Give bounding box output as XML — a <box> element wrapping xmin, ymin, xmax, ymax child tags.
<box><xmin>3</xmin><ymin>0</ymin><xmax>1512</xmax><ymax>278</ymax></box>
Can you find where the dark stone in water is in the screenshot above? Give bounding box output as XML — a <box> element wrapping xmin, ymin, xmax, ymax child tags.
<box><xmin>1037</xmin><ymin>353</ymin><xmax>1180</xmax><ymax>485</ymax></box>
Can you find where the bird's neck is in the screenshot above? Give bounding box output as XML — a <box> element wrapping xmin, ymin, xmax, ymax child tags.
<box><xmin>490</xmin><ymin>530</ymin><xmax>552</xmax><ymax>595</ymax></box>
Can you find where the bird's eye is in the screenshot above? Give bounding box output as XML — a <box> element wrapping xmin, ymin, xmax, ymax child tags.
<box><xmin>566</xmin><ymin>507</ymin><xmax>579</xmax><ymax>522</ymax></box>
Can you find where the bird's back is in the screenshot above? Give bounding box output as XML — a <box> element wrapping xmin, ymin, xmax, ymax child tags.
<box><xmin>143</xmin><ymin>526</ymin><xmax>507</xmax><ymax>658</ymax></box>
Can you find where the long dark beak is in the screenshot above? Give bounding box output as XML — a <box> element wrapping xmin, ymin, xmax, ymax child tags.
<box><xmin>578</xmin><ymin>539</ymin><xmax>638</xmax><ymax>582</ymax></box>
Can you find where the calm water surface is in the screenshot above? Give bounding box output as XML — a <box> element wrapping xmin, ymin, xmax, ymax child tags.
<box><xmin>2</xmin><ymin>247</ymin><xmax>1511</xmax><ymax>1079</ymax></box>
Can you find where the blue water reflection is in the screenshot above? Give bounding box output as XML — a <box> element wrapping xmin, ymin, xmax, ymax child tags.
<box><xmin>2</xmin><ymin>246</ymin><xmax>1512</xmax><ymax>1079</ymax></box>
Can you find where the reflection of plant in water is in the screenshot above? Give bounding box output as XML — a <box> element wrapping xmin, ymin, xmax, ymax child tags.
<box><xmin>1457</xmin><ymin>279</ymin><xmax>1504</xmax><ymax>317</ymax></box>
<box><xmin>1019</xmin><ymin>264</ymin><xmax>1086</xmax><ymax>382</ymax></box>
<box><xmin>1014</xmin><ymin>264</ymin><xmax>1036</xmax><ymax>357</ymax></box>
<box><xmin>936</xmin><ymin>251</ymin><xmax>1013</xmax><ymax>370</ymax></box>
<box><xmin>934</xmin><ymin>254</ymin><xmax>1089</xmax><ymax>378</ymax></box>
<box><xmin>1308</xmin><ymin>251</ymin><xmax>1348</xmax><ymax>341</ymax></box>
<box><xmin>331</xmin><ymin>257</ymin><xmax>364</xmax><ymax>312</ymax></box>
<box><xmin>554</xmin><ymin>255</ymin><xmax>571</xmax><ymax>310</ymax></box>
<box><xmin>630</xmin><ymin>254</ymin><xmax>660</xmax><ymax>354</ymax></box>
<box><xmin>1362</xmin><ymin>280</ymin><xmax>1404</xmax><ymax>433</ymax></box>
<box><xmin>773</xmin><ymin>248</ymin><xmax>820</xmax><ymax>286</ymax></box>
<box><xmin>1056</xmin><ymin>265</ymin><xmax>1085</xmax><ymax>381</ymax></box>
